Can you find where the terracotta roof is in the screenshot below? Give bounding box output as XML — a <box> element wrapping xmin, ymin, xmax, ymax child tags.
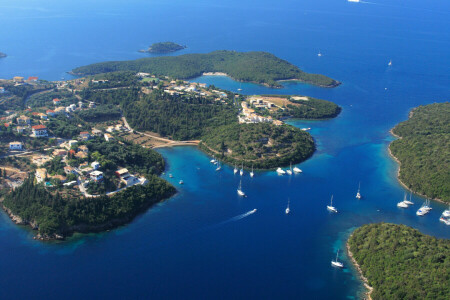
<box><xmin>32</xmin><ymin>125</ymin><xmax>47</xmax><ymax>130</ymax></box>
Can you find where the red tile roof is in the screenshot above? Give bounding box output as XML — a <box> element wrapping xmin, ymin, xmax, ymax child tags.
<box><xmin>28</xmin><ymin>76</ymin><xmax>38</xmax><ymax>81</ymax></box>
<box><xmin>32</xmin><ymin>125</ymin><xmax>47</xmax><ymax>130</ymax></box>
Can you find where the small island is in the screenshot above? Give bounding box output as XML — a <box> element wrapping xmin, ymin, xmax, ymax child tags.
<box><xmin>139</xmin><ymin>41</ymin><xmax>186</xmax><ymax>54</ymax></box>
<box><xmin>348</xmin><ymin>223</ymin><xmax>450</xmax><ymax>299</ymax></box>
<box><xmin>0</xmin><ymin>52</ymin><xmax>7</xmax><ymax>58</ymax></box>
<box><xmin>389</xmin><ymin>102</ymin><xmax>449</xmax><ymax>203</ymax></box>
<box><xmin>71</xmin><ymin>50</ymin><xmax>341</xmax><ymax>88</ymax></box>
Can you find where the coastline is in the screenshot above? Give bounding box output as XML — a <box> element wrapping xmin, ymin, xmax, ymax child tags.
<box><xmin>388</xmin><ymin>128</ymin><xmax>446</xmax><ymax>204</ymax></box>
<box><xmin>346</xmin><ymin>236</ymin><xmax>374</xmax><ymax>300</ymax></box>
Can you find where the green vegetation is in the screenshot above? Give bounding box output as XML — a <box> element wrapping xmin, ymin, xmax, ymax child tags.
<box><xmin>200</xmin><ymin>123</ymin><xmax>315</xmax><ymax>169</ymax></box>
<box><xmin>27</xmin><ymin>90</ymin><xmax>77</xmax><ymax>107</ymax></box>
<box><xmin>143</xmin><ymin>42</ymin><xmax>186</xmax><ymax>53</ymax></box>
<box><xmin>348</xmin><ymin>223</ymin><xmax>450</xmax><ymax>300</ymax></box>
<box><xmin>3</xmin><ymin>175</ymin><xmax>175</xmax><ymax>237</ymax></box>
<box><xmin>76</xmin><ymin>104</ymin><xmax>121</xmax><ymax>122</ymax></box>
<box><xmin>286</xmin><ymin>97</ymin><xmax>341</xmax><ymax>119</ymax></box>
<box><xmin>72</xmin><ymin>50</ymin><xmax>340</xmax><ymax>88</ymax></box>
<box><xmin>47</xmin><ymin>114</ymin><xmax>91</xmax><ymax>139</ymax></box>
<box><xmin>390</xmin><ymin>102</ymin><xmax>449</xmax><ymax>203</ymax></box>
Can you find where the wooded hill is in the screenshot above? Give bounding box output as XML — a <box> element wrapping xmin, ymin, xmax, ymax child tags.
<box><xmin>348</xmin><ymin>223</ymin><xmax>449</xmax><ymax>300</ymax></box>
<box><xmin>390</xmin><ymin>102</ymin><xmax>450</xmax><ymax>203</ymax></box>
<box><xmin>72</xmin><ymin>51</ymin><xmax>340</xmax><ymax>88</ymax></box>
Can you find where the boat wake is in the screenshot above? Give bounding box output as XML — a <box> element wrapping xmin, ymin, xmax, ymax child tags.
<box><xmin>204</xmin><ymin>209</ymin><xmax>258</xmax><ymax>231</ymax></box>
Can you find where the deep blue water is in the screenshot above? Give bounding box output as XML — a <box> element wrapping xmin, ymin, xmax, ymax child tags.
<box><xmin>0</xmin><ymin>0</ymin><xmax>449</xmax><ymax>299</ymax></box>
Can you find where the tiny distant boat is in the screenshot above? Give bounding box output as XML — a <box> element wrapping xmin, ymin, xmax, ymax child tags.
<box><xmin>237</xmin><ymin>88</ymin><xmax>242</xmax><ymax>91</ymax></box>
<box><xmin>317</xmin><ymin>52</ymin><xmax>322</xmax><ymax>57</ymax></box>
<box><xmin>403</xmin><ymin>192</ymin><xmax>414</xmax><ymax>205</ymax></box>
<box><xmin>356</xmin><ymin>182</ymin><xmax>361</xmax><ymax>199</ymax></box>
<box><xmin>210</xmin><ymin>156</ymin><xmax>217</xmax><ymax>164</ymax></box>
<box><xmin>440</xmin><ymin>217</ymin><xmax>450</xmax><ymax>225</ymax></box>
<box><xmin>285</xmin><ymin>198</ymin><xmax>290</xmax><ymax>214</ymax></box>
<box><xmin>327</xmin><ymin>195</ymin><xmax>338</xmax><ymax>213</ymax></box>
<box><xmin>250</xmin><ymin>165</ymin><xmax>254</xmax><ymax>178</ymax></box>
<box><xmin>286</xmin><ymin>163</ymin><xmax>293</xmax><ymax>175</ymax></box>
<box><xmin>331</xmin><ymin>250</ymin><xmax>344</xmax><ymax>268</ymax></box>
<box><xmin>397</xmin><ymin>201</ymin><xmax>409</xmax><ymax>208</ymax></box>
<box><xmin>301</xmin><ymin>127</ymin><xmax>311</xmax><ymax>131</ymax></box>
<box><xmin>276</xmin><ymin>167</ymin><xmax>286</xmax><ymax>175</ymax></box>
<box><xmin>293</xmin><ymin>167</ymin><xmax>302</xmax><ymax>173</ymax></box>
<box><xmin>215</xmin><ymin>160</ymin><xmax>221</xmax><ymax>171</ymax></box>
<box><xmin>169</xmin><ymin>174</ymin><xmax>173</xmax><ymax>178</ymax></box>
<box><xmin>240</xmin><ymin>163</ymin><xmax>244</xmax><ymax>176</ymax></box>
<box><xmin>179</xmin><ymin>180</ymin><xmax>184</xmax><ymax>185</ymax></box>
<box><xmin>388</xmin><ymin>60</ymin><xmax>392</xmax><ymax>66</ymax></box>
<box><xmin>250</xmin><ymin>208</ymin><xmax>257</xmax><ymax>214</ymax></box>
<box><xmin>233</xmin><ymin>164</ymin><xmax>238</xmax><ymax>174</ymax></box>
<box><xmin>348</xmin><ymin>0</ymin><xmax>360</xmax><ymax>3</ymax></box>
<box><xmin>237</xmin><ymin>179</ymin><xmax>245</xmax><ymax>196</ymax></box>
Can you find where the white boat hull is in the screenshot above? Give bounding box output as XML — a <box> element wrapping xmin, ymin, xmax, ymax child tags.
<box><xmin>331</xmin><ymin>261</ymin><xmax>343</xmax><ymax>268</ymax></box>
<box><xmin>237</xmin><ymin>189</ymin><xmax>245</xmax><ymax>196</ymax></box>
<box><xmin>327</xmin><ymin>206</ymin><xmax>338</xmax><ymax>213</ymax></box>
<box><xmin>293</xmin><ymin>167</ymin><xmax>302</xmax><ymax>173</ymax></box>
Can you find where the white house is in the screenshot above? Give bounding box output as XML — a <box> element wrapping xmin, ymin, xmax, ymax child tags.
<box><xmin>9</xmin><ymin>142</ymin><xmax>23</xmax><ymax>150</ymax></box>
<box><xmin>91</xmin><ymin>161</ymin><xmax>100</xmax><ymax>170</ymax></box>
<box><xmin>90</xmin><ymin>170</ymin><xmax>103</xmax><ymax>182</ymax></box>
<box><xmin>31</xmin><ymin>125</ymin><xmax>48</xmax><ymax>137</ymax></box>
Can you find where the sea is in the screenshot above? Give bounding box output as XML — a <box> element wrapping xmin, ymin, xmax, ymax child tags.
<box><xmin>0</xmin><ymin>0</ymin><xmax>449</xmax><ymax>299</ymax></box>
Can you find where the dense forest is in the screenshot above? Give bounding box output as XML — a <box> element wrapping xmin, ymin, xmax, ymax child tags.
<box><xmin>72</xmin><ymin>51</ymin><xmax>340</xmax><ymax>88</ymax></box>
<box><xmin>2</xmin><ymin>175</ymin><xmax>175</xmax><ymax>237</ymax></box>
<box><xmin>47</xmin><ymin>114</ymin><xmax>92</xmax><ymax>139</ymax></box>
<box><xmin>200</xmin><ymin>123</ymin><xmax>315</xmax><ymax>169</ymax></box>
<box><xmin>76</xmin><ymin>104</ymin><xmax>121</xmax><ymax>122</ymax></box>
<box><xmin>27</xmin><ymin>90</ymin><xmax>77</xmax><ymax>107</ymax></box>
<box><xmin>348</xmin><ymin>223</ymin><xmax>450</xmax><ymax>300</ymax></box>
<box><xmin>390</xmin><ymin>102</ymin><xmax>449</xmax><ymax>203</ymax></box>
<box><xmin>144</xmin><ymin>42</ymin><xmax>186</xmax><ymax>53</ymax></box>
<box><xmin>286</xmin><ymin>97</ymin><xmax>341</xmax><ymax>119</ymax></box>
<box><xmin>82</xmin><ymin>87</ymin><xmax>239</xmax><ymax>140</ymax></box>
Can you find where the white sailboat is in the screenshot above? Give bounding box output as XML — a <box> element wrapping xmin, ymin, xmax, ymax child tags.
<box><xmin>233</xmin><ymin>164</ymin><xmax>238</xmax><ymax>174</ymax></box>
<box><xmin>276</xmin><ymin>167</ymin><xmax>286</xmax><ymax>175</ymax></box>
<box><xmin>286</xmin><ymin>163</ymin><xmax>293</xmax><ymax>175</ymax></box>
<box><xmin>403</xmin><ymin>192</ymin><xmax>414</xmax><ymax>205</ymax></box>
<box><xmin>285</xmin><ymin>198</ymin><xmax>290</xmax><ymax>214</ymax></box>
<box><xmin>210</xmin><ymin>155</ymin><xmax>216</xmax><ymax>164</ymax></box>
<box><xmin>416</xmin><ymin>200</ymin><xmax>431</xmax><ymax>216</ymax></box>
<box><xmin>356</xmin><ymin>182</ymin><xmax>361</xmax><ymax>199</ymax></box>
<box><xmin>293</xmin><ymin>166</ymin><xmax>302</xmax><ymax>173</ymax></box>
<box><xmin>442</xmin><ymin>205</ymin><xmax>450</xmax><ymax>218</ymax></box>
<box><xmin>397</xmin><ymin>201</ymin><xmax>409</xmax><ymax>208</ymax></box>
<box><xmin>327</xmin><ymin>195</ymin><xmax>338</xmax><ymax>213</ymax></box>
<box><xmin>240</xmin><ymin>163</ymin><xmax>244</xmax><ymax>176</ymax></box>
<box><xmin>388</xmin><ymin>59</ymin><xmax>392</xmax><ymax>66</ymax></box>
<box><xmin>331</xmin><ymin>250</ymin><xmax>344</xmax><ymax>268</ymax></box>
<box><xmin>215</xmin><ymin>160</ymin><xmax>221</xmax><ymax>171</ymax></box>
<box><xmin>317</xmin><ymin>51</ymin><xmax>322</xmax><ymax>57</ymax></box>
<box><xmin>250</xmin><ymin>165</ymin><xmax>254</xmax><ymax>178</ymax></box>
<box><xmin>237</xmin><ymin>179</ymin><xmax>245</xmax><ymax>196</ymax></box>
<box><xmin>179</xmin><ymin>180</ymin><xmax>184</xmax><ymax>185</ymax></box>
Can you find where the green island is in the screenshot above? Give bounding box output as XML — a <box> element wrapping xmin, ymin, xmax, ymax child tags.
<box><xmin>199</xmin><ymin>123</ymin><xmax>315</xmax><ymax>169</ymax></box>
<box><xmin>139</xmin><ymin>41</ymin><xmax>186</xmax><ymax>54</ymax></box>
<box><xmin>71</xmin><ymin>50</ymin><xmax>340</xmax><ymax>88</ymax></box>
<box><xmin>348</xmin><ymin>223</ymin><xmax>450</xmax><ymax>300</ymax></box>
<box><xmin>389</xmin><ymin>102</ymin><xmax>449</xmax><ymax>203</ymax></box>
<box><xmin>0</xmin><ymin>52</ymin><xmax>6</xmax><ymax>58</ymax></box>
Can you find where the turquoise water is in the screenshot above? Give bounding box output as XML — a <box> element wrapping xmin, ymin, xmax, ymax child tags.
<box><xmin>0</xmin><ymin>0</ymin><xmax>449</xmax><ymax>299</ymax></box>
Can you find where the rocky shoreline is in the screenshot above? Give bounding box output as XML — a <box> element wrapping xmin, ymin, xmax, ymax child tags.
<box><xmin>346</xmin><ymin>236</ymin><xmax>374</xmax><ymax>300</ymax></box>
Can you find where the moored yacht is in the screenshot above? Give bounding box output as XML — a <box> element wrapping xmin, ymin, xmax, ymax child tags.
<box><xmin>210</xmin><ymin>156</ymin><xmax>217</xmax><ymax>164</ymax></box>
<box><xmin>276</xmin><ymin>167</ymin><xmax>286</xmax><ymax>175</ymax></box>
<box><xmin>285</xmin><ymin>198</ymin><xmax>290</xmax><ymax>214</ymax></box>
<box><xmin>179</xmin><ymin>180</ymin><xmax>184</xmax><ymax>185</ymax></box>
<box><xmin>397</xmin><ymin>201</ymin><xmax>409</xmax><ymax>208</ymax></box>
<box><xmin>327</xmin><ymin>195</ymin><xmax>338</xmax><ymax>213</ymax></box>
<box><xmin>416</xmin><ymin>200</ymin><xmax>431</xmax><ymax>216</ymax></box>
<box><xmin>293</xmin><ymin>166</ymin><xmax>302</xmax><ymax>173</ymax></box>
<box><xmin>215</xmin><ymin>160</ymin><xmax>221</xmax><ymax>171</ymax></box>
<box><xmin>286</xmin><ymin>163</ymin><xmax>293</xmax><ymax>175</ymax></box>
<box><xmin>233</xmin><ymin>164</ymin><xmax>238</xmax><ymax>174</ymax></box>
<box><xmin>331</xmin><ymin>250</ymin><xmax>344</xmax><ymax>268</ymax></box>
<box><xmin>403</xmin><ymin>193</ymin><xmax>414</xmax><ymax>205</ymax></box>
<box><xmin>240</xmin><ymin>163</ymin><xmax>244</xmax><ymax>176</ymax></box>
<box><xmin>250</xmin><ymin>165</ymin><xmax>254</xmax><ymax>178</ymax></box>
<box><xmin>442</xmin><ymin>205</ymin><xmax>450</xmax><ymax>218</ymax></box>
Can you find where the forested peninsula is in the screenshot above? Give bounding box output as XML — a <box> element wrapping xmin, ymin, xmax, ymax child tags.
<box><xmin>71</xmin><ymin>51</ymin><xmax>340</xmax><ymax>88</ymax></box>
<box><xmin>348</xmin><ymin>223</ymin><xmax>450</xmax><ymax>300</ymax></box>
<box><xmin>139</xmin><ymin>42</ymin><xmax>186</xmax><ymax>53</ymax></box>
<box><xmin>390</xmin><ymin>102</ymin><xmax>449</xmax><ymax>203</ymax></box>
<box><xmin>200</xmin><ymin>123</ymin><xmax>315</xmax><ymax>169</ymax></box>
